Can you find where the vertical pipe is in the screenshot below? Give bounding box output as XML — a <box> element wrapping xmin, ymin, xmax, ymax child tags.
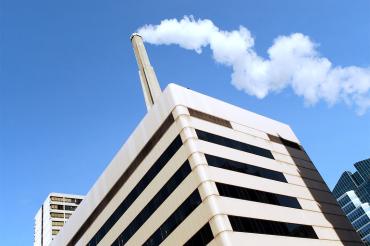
<box><xmin>130</xmin><ymin>33</ymin><xmax>162</xmax><ymax>110</ymax></box>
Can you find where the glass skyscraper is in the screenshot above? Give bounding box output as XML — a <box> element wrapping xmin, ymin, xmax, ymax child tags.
<box><xmin>333</xmin><ymin>158</ymin><xmax>370</xmax><ymax>245</ymax></box>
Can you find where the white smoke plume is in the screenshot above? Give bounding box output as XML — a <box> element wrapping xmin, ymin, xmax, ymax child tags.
<box><xmin>138</xmin><ymin>16</ymin><xmax>370</xmax><ymax>114</ymax></box>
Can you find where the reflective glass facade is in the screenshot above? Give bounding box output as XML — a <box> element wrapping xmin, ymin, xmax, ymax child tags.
<box><xmin>333</xmin><ymin>158</ymin><xmax>370</xmax><ymax>245</ymax></box>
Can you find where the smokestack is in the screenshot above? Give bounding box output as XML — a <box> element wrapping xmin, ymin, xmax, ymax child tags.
<box><xmin>130</xmin><ymin>33</ymin><xmax>162</xmax><ymax>110</ymax></box>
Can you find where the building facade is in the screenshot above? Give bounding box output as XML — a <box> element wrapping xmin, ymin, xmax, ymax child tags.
<box><xmin>50</xmin><ymin>83</ymin><xmax>363</xmax><ymax>246</ymax></box>
<box><xmin>333</xmin><ymin>158</ymin><xmax>370</xmax><ymax>245</ymax></box>
<box><xmin>34</xmin><ymin>193</ymin><xmax>84</xmax><ymax>246</ymax></box>
<box><xmin>49</xmin><ymin>34</ymin><xmax>363</xmax><ymax>245</ymax></box>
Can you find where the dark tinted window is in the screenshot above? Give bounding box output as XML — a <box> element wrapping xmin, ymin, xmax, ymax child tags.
<box><xmin>65</xmin><ymin>205</ymin><xmax>77</xmax><ymax>211</ymax></box>
<box><xmin>343</xmin><ymin>202</ymin><xmax>357</xmax><ymax>214</ymax></box>
<box><xmin>50</xmin><ymin>204</ymin><xmax>64</xmax><ymax>210</ymax></box>
<box><xmin>338</xmin><ymin>195</ymin><xmax>351</xmax><ymax>207</ymax></box>
<box><xmin>184</xmin><ymin>223</ymin><xmax>213</xmax><ymax>246</ymax></box>
<box><xmin>196</xmin><ymin>130</ymin><xmax>274</xmax><ymax>159</ymax></box>
<box><xmin>268</xmin><ymin>134</ymin><xmax>302</xmax><ymax>150</ymax></box>
<box><xmin>70</xmin><ymin>115</ymin><xmax>174</xmax><ymax>246</ymax></box>
<box><xmin>348</xmin><ymin>207</ymin><xmax>365</xmax><ymax>222</ymax></box>
<box><xmin>188</xmin><ymin>108</ymin><xmax>232</xmax><ymax>128</ymax></box>
<box><xmin>206</xmin><ymin>154</ymin><xmax>286</xmax><ymax>183</ymax></box>
<box><xmin>112</xmin><ymin>162</ymin><xmax>192</xmax><ymax>246</ymax></box>
<box><xmin>353</xmin><ymin>215</ymin><xmax>369</xmax><ymax>230</ymax></box>
<box><xmin>216</xmin><ymin>183</ymin><xmax>301</xmax><ymax>209</ymax></box>
<box><xmin>74</xmin><ymin>198</ymin><xmax>83</xmax><ymax>205</ymax></box>
<box><xmin>87</xmin><ymin>136</ymin><xmax>183</xmax><ymax>246</ymax></box>
<box><xmin>229</xmin><ymin>216</ymin><xmax>318</xmax><ymax>239</ymax></box>
<box><xmin>280</xmin><ymin>137</ymin><xmax>302</xmax><ymax>150</ymax></box>
<box><xmin>143</xmin><ymin>190</ymin><xmax>202</xmax><ymax>246</ymax></box>
<box><xmin>359</xmin><ymin>223</ymin><xmax>370</xmax><ymax>238</ymax></box>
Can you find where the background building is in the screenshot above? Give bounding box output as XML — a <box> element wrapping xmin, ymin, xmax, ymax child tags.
<box><xmin>50</xmin><ymin>35</ymin><xmax>363</xmax><ymax>245</ymax></box>
<box><xmin>333</xmin><ymin>158</ymin><xmax>370</xmax><ymax>245</ymax></box>
<box><xmin>34</xmin><ymin>193</ymin><xmax>84</xmax><ymax>246</ymax></box>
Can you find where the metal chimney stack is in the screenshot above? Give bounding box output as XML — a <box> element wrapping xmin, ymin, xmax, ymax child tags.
<box><xmin>130</xmin><ymin>33</ymin><xmax>162</xmax><ymax>110</ymax></box>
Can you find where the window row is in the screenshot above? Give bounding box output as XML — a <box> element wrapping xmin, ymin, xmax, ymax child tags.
<box><xmin>205</xmin><ymin>154</ymin><xmax>287</xmax><ymax>183</ymax></box>
<box><xmin>50</xmin><ymin>204</ymin><xmax>77</xmax><ymax>211</ymax></box>
<box><xmin>362</xmin><ymin>233</ymin><xmax>370</xmax><ymax>243</ymax></box>
<box><xmin>348</xmin><ymin>207</ymin><xmax>366</xmax><ymax>222</ymax></box>
<box><xmin>52</xmin><ymin>221</ymin><xmax>64</xmax><ymax>227</ymax></box>
<box><xmin>111</xmin><ymin>161</ymin><xmax>192</xmax><ymax>245</ymax></box>
<box><xmin>69</xmin><ymin>114</ymin><xmax>175</xmax><ymax>245</ymax></box>
<box><xmin>50</xmin><ymin>204</ymin><xmax>64</xmax><ymax>210</ymax></box>
<box><xmin>229</xmin><ymin>215</ymin><xmax>318</xmax><ymax>239</ymax></box>
<box><xmin>188</xmin><ymin>108</ymin><xmax>303</xmax><ymax>153</ymax></box>
<box><xmin>65</xmin><ymin>205</ymin><xmax>77</xmax><ymax>211</ymax></box>
<box><xmin>183</xmin><ymin>223</ymin><xmax>213</xmax><ymax>246</ymax></box>
<box><xmin>196</xmin><ymin>129</ymin><xmax>274</xmax><ymax>160</ymax></box>
<box><xmin>279</xmin><ymin>137</ymin><xmax>302</xmax><ymax>150</ymax></box>
<box><xmin>188</xmin><ymin>108</ymin><xmax>232</xmax><ymax>128</ymax></box>
<box><xmin>353</xmin><ymin>215</ymin><xmax>370</xmax><ymax>230</ymax></box>
<box><xmin>50</xmin><ymin>196</ymin><xmax>82</xmax><ymax>204</ymax></box>
<box><xmin>50</xmin><ymin>212</ymin><xmax>72</xmax><ymax>219</ymax></box>
<box><xmin>268</xmin><ymin>134</ymin><xmax>302</xmax><ymax>150</ymax></box>
<box><xmin>359</xmin><ymin>223</ymin><xmax>370</xmax><ymax>238</ymax></box>
<box><xmin>338</xmin><ymin>194</ymin><xmax>352</xmax><ymax>208</ymax></box>
<box><xmin>142</xmin><ymin>190</ymin><xmax>202</xmax><ymax>246</ymax></box>
<box><xmin>87</xmin><ymin>136</ymin><xmax>183</xmax><ymax>246</ymax></box>
<box><xmin>216</xmin><ymin>182</ymin><xmax>301</xmax><ymax>209</ymax></box>
<box><xmin>343</xmin><ymin>202</ymin><xmax>358</xmax><ymax>215</ymax></box>
<box><xmin>50</xmin><ymin>212</ymin><xmax>64</xmax><ymax>218</ymax></box>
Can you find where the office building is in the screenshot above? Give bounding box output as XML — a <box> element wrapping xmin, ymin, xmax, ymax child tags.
<box><xmin>333</xmin><ymin>158</ymin><xmax>370</xmax><ymax>245</ymax></box>
<box><xmin>34</xmin><ymin>193</ymin><xmax>84</xmax><ymax>246</ymax></box>
<box><xmin>51</xmin><ymin>34</ymin><xmax>362</xmax><ymax>245</ymax></box>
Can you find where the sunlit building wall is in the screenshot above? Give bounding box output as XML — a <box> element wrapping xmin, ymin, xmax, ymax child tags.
<box><xmin>51</xmin><ymin>84</ymin><xmax>363</xmax><ymax>246</ymax></box>
<box><xmin>34</xmin><ymin>193</ymin><xmax>84</xmax><ymax>246</ymax></box>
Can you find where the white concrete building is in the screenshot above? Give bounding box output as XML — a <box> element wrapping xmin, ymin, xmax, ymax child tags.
<box><xmin>50</xmin><ymin>35</ymin><xmax>363</xmax><ymax>245</ymax></box>
<box><xmin>34</xmin><ymin>193</ymin><xmax>84</xmax><ymax>246</ymax></box>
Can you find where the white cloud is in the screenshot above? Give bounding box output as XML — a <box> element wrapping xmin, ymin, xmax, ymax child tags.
<box><xmin>138</xmin><ymin>16</ymin><xmax>370</xmax><ymax>114</ymax></box>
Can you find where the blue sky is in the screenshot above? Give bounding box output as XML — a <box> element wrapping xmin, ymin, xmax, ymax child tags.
<box><xmin>1</xmin><ymin>0</ymin><xmax>369</xmax><ymax>244</ymax></box>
